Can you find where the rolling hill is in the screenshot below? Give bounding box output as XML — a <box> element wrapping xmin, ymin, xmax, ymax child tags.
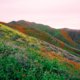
<box><xmin>8</xmin><ymin>20</ymin><xmax>80</xmax><ymax>56</ymax></box>
<box><xmin>0</xmin><ymin>21</ymin><xmax>80</xmax><ymax>79</ymax></box>
<box><xmin>9</xmin><ymin>20</ymin><xmax>80</xmax><ymax>47</ymax></box>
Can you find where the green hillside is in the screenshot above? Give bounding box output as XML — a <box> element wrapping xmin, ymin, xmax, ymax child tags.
<box><xmin>14</xmin><ymin>20</ymin><xmax>80</xmax><ymax>47</ymax></box>
<box><xmin>8</xmin><ymin>21</ymin><xmax>80</xmax><ymax>56</ymax></box>
<box><xmin>0</xmin><ymin>23</ymin><xmax>80</xmax><ymax>80</ymax></box>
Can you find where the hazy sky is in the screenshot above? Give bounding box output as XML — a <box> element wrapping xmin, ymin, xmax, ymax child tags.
<box><xmin>0</xmin><ymin>0</ymin><xmax>80</xmax><ymax>29</ymax></box>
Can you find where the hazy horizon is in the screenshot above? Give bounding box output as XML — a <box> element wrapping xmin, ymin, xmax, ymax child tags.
<box><xmin>0</xmin><ymin>0</ymin><xmax>80</xmax><ymax>29</ymax></box>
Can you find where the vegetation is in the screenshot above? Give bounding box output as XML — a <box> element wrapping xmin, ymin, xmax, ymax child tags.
<box><xmin>8</xmin><ymin>21</ymin><xmax>80</xmax><ymax>56</ymax></box>
<box><xmin>0</xmin><ymin>43</ymin><xmax>80</xmax><ymax>80</ymax></box>
<box><xmin>0</xmin><ymin>23</ymin><xmax>80</xmax><ymax>80</ymax></box>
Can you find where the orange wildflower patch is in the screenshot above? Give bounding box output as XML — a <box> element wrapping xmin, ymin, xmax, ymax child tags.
<box><xmin>61</xmin><ymin>30</ymin><xmax>76</xmax><ymax>46</ymax></box>
<box><xmin>40</xmin><ymin>47</ymin><xmax>80</xmax><ymax>70</ymax></box>
<box><xmin>15</xmin><ymin>25</ymin><xmax>26</xmax><ymax>33</ymax></box>
<box><xmin>65</xmin><ymin>58</ymin><xmax>80</xmax><ymax>69</ymax></box>
<box><xmin>40</xmin><ymin>47</ymin><xmax>65</xmax><ymax>60</ymax></box>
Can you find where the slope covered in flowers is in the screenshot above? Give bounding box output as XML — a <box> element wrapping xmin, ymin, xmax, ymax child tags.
<box><xmin>0</xmin><ymin>23</ymin><xmax>80</xmax><ymax>79</ymax></box>
<box><xmin>8</xmin><ymin>21</ymin><xmax>80</xmax><ymax>56</ymax></box>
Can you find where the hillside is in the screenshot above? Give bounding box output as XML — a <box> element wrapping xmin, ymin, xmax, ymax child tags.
<box><xmin>8</xmin><ymin>21</ymin><xmax>80</xmax><ymax>56</ymax></box>
<box><xmin>9</xmin><ymin>20</ymin><xmax>80</xmax><ymax>48</ymax></box>
<box><xmin>0</xmin><ymin>22</ymin><xmax>80</xmax><ymax>79</ymax></box>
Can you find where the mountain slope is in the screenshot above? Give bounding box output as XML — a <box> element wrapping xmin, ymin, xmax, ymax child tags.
<box><xmin>8</xmin><ymin>21</ymin><xmax>80</xmax><ymax>56</ymax></box>
<box><xmin>0</xmin><ymin>22</ymin><xmax>80</xmax><ymax>62</ymax></box>
<box><xmin>0</xmin><ymin>23</ymin><xmax>80</xmax><ymax>79</ymax></box>
<box><xmin>10</xmin><ymin>20</ymin><xmax>80</xmax><ymax>49</ymax></box>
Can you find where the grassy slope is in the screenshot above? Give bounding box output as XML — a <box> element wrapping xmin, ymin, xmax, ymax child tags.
<box><xmin>8</xmin><ymin>22</ymin><xmax>80</xmax><ymax>56</ymax></box>
<box><xmin>16</xmin><ymin>20</ymin><xmax>80</xmax><ymax>47</ymax></box>
<box><xmin>0</xmin><ymin>23</ymin><xmax>80</xmax><ymax>79</ymax></box>
<box><xmin>15</xmin><ymin>20</ymin><xmax>77</xmax><ymax>46</ymax></box>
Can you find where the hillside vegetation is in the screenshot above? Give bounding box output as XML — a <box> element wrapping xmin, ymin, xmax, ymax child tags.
<box><xmin>8</xmin><ymin>21</ymin><xmax>80</xmax><ymax>56</ymax></box>
<box><xmin>0</xmin><ymin>23</ymin><xmax>80</xmax><ymax>80</ymax></box>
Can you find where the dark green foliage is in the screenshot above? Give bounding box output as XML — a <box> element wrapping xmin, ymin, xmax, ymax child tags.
<box><xmin>11</xmin><ymin>34</ymin><xmax>21</xmax><ymax>40</ymax></box>
<box><xmin>0</xmin><ymin>43</ymin><xmax>79</xmax><ymax>80</ymax></box>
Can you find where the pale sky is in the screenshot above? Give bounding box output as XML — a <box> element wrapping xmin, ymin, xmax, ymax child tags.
<box><xmin>0</xmin><ymin>0</ymin><xmax>80</xmax><ymax>29</ymax></box>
